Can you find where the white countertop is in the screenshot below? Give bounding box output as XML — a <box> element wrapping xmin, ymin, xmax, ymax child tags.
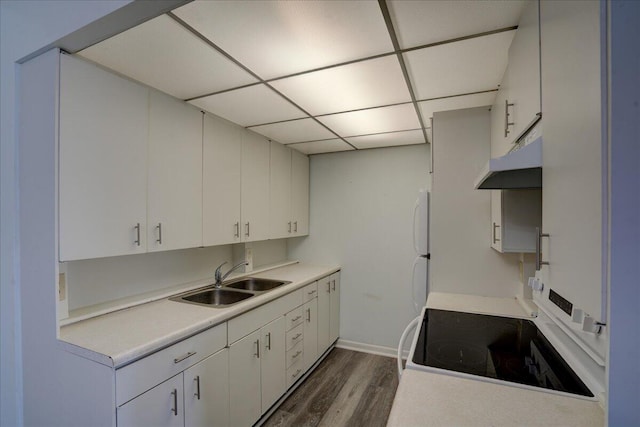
<box><xmin>387</xmin><ymin>369</ymin><xmax>604</xmax><ymax>427</ymax></box>
<box><xmin>59</xmin><ymin>262</ymin><xmax>339</xmax><ymax>368</ymax></box>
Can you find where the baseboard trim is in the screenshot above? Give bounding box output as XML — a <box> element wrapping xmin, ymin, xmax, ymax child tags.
<box><xmin>336</xmin><ymin>339</ymin><xmax>408</xmax><ymax>360</ymax></box>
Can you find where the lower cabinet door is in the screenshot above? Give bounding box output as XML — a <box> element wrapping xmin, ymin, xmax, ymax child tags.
<box><xmin>184</xmin><ymin>348</ymin><xmax>229</xmax><ymax>427</ymax></box>
<box><xmin>117</xmin><ymin>374</ymin><xmax>184</xmax><ymax>427</ymax></box>
<box><xmin>317</xmin><ymin>276</ymin><xmax>331</xmax><ymax>354</ymax></box>
<box><xmin>329</xmin><ymin>272</ymin><xmax>341</xmax><ymax>344</ymax></box>
<box><xmin>303</xmin><ymin>298</ymin><xmax>318</xmax><ymax>372</ymax></box>
<box><xmin>229</xmin><ymin>330</ymin><xmax>261</xmax><ymax>427</ymax></box>
<box><xmin>260</xmin><ymin>316</ymin><xmax>286</xmax><ymax>413</ymax></box>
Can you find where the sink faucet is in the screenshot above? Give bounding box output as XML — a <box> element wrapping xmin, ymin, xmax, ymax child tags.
<box><xmin>214</xmin><ymin>260</ymin><xmax>248</xmax><ymax>288</ymax></box>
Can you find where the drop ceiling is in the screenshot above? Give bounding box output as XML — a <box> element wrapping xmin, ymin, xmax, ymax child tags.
<box><xmin>78</xmin><ymin>0</ymin><xmax>527</xmax><ymax>155</ymax></box>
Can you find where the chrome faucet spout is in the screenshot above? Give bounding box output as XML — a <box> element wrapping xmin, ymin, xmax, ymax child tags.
<box><xmin>214</xmin><ymin>260</ymin><xmax>248</xmax><ymax>288</ymax></box>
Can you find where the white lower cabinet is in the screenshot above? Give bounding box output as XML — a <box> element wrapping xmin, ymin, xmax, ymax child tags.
<box><xmin>184</xmin><ymin>349</ymin><xmax>230</xmax><ymax>427</ymax></box>
<box><xmin>229</xmin><ymin>330</ymin><xmax>262</xmax><ymax>427</ymax></box>
<box><xmin>117</xmin><ymin>374</ymin><xmax>184</xmax><ymax>427</ymax></box>
<box><xmin>229</xmin><ymin>316</ymin><xmax>286</xmax><ymax>426</ymax></box>
<box><xmin>318</xmin><ymin>272</ymin><xmax>341</xmax><ymax>354</ymax></box>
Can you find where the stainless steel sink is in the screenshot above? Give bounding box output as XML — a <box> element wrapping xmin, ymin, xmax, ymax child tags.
<box><xmin>225</xmin><ymin>278</ymin><xmax>291</xmax><ymax>292</ymax></box>
<box><xmin>171</xmin><ymin>288</ymin><xmax>253</xmax><ymax>307</ymax></box>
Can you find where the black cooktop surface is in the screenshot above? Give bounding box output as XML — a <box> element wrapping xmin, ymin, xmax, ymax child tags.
<box><xmin>412</xmin><ymin>309</ymin><xmax>593</xmax><ymax>397</ymax></box>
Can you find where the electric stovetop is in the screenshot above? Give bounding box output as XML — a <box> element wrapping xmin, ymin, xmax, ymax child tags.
<box><xmin>412</xmin><ymin>309</ymin><xmax>593</xmax><ymax>397</ymax></box>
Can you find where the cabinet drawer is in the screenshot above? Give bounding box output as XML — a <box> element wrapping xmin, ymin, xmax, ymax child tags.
<box><xmin>302</xmin><ymin>282</ymin><xmax>318</xmax><ymax>303</ymax></box>
<box><xmin>285</xmin><ymin>306</ymin><xmax>304</xmax><ymax>331</ymax></box>
<box><xmin>228</xmin><ymin>289</ymin><xmax>302</xmax><ymax>343</ymax></box>
<box><xmin>285</xmin><ymin>324</ymin><xmax>303</xmax><ymax>351</ymax></box>
<box><xmin>286</xmin><ymin>359</ymin><xmax>304</xmax><ymax>388</ymax></box>
<box><xmin>116</xmin><ymin>323</ymin><xmax>226</xmax><ymax>406</ymax></box>
<box><xmin>286</xmin><ymin>341</ymin><xmax>304</xmax><ymax>369</ymax></box>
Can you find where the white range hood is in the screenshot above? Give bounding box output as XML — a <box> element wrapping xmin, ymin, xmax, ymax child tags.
<box><xmin>474</xmin><ymin>136</ymin><xmax>542</xmax><ymax>189</ymax></box>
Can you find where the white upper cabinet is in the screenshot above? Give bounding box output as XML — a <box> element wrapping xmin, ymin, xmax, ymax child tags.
<box><xmin>269</xmin><ymin>142</ymin><xmax>293</xmax><ymax>239</ymax></box>
<box><xmin>539</xmin><ymin>0</ymin><xmax>604</xmax><ymax>327</ymax></box>
<box><xmin>202</xmin><ymin>114</ymin><xmax>242</xmax><ymax>246</ymax></box>
<box><xmin>291</xmin><ymin>150</ymin><xmax>310</xmax><ymax>237</ymax></box>
<box><xmin>241</xmin><ymin>131</ymin><xmax>270</xmax><ymax>242</ymax></box>
<box><xmin>491</xmin><ymin>0</ymin><xmax>541</xmax><ymax>155</ymax></box>
<box><xmin>59</xmin><ymin>54</ymin><xmax>149</xmax><ymax>261</ymax></box>
<box><xmin>147</xmin><ymin>91</ymin><xmax>203</xmax><ymax>252</ymax></box>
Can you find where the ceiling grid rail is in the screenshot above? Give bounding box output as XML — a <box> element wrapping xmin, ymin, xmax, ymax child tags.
<box><xmin>167</xmin><ymin>11</ymin><xmax>359</xmax><ymax>150</ymax></box>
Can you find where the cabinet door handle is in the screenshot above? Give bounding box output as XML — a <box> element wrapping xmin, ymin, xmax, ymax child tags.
<box><xmin>174</xmin><ymin>351</ymin><xmax>197</xmax><ymax>364</ymax></box>
<box><xmin>504</xmin><ymin>99</ymin><xmax>515</xmax><ymax>137</ymax></box>
<box><xmin>255</xmin><ymin>339</ymin><xmax>260</xmax><ymax>358</ymax></box>
<box><xmin>194</xmin><ymin>376</ymin><xmax>201</xmax><ymax>400</ymax></box>
<box><xmin>535</xmin><ymin>227</ymin><xmax>550</xmax><ymax>271</ymax></box>
<box><xmin>332</xmin><ymin>279</ymin><xmax>336</xmax><ymax>291</ymax></box>
<box><xmin>234</xmin><ymin>222</ymin><xmax>240</xmax><ymax>238</ymax></box>
<box><xmin>171</xmin><ymin>389</ymin><xmax>178</xmax><ymax>416</ymax></box>
<box><xmin>326</xmin><ymin>282</ymin><xmax>331</xmax><ymax>293</ymax></box>
<box><xmin>306</xmin><ymin>308</ymin><xmax>311</xmax><ymax>322</ymax></box>
<box><xmin>266</xmin><ymin>332</ymin><xmax>271</xmax><ymax>350</ymax></box>
<box><xmin>288</xmin><ymin>221</ymin><xmax>292</xmax><ymax>233</ymax></box>
<box><xmin>245</xmin><ymin>222</ymin><xmax>250</xmax><ymax>237</ymax></box>
<box><xmin>156</xmin><ymin>223</ymin><xmax>162</xmax><ymax>244</ymax></box>
<box><xmin>294</xmin><ymin>221</ymin><xmax>298</xmax><ymax>232</ymax></box>
<box><xmin>492</xmin><ymin>222</ymin><xmax>501</xmax><ymax>243</ymax></box>
<box><xmin>134</xmin><ymin>223</ymin><xmax>141</xmax><ymax>246</ymax></box>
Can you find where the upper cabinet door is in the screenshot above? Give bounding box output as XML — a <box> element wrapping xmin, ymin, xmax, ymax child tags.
<box><xmin>241</xmin><ymin>131</ymin><xmax>270</xmax><ymax>242</ymax></box>
<box><xmin>506</xmin><ymin>0</ymin><xmax>541</xmax><ymax>141</ymax></box>
<box><xmin>291</xmin><ymin>150</ymin><xmax>310</xmax><ymax>236</ymax></box>
<box><xmin>59</xmin><ymin>54</ymin><xmax>148</xmax><ymax>261</ymax></box>
<box><xmin>203</xmin><ymin>114</ymin><xmax>242</xmax><ymax>246</ymax></box>
<box><xmin>147</xmin><ymin>91</ymin><xmax>203</xmax><ymax>252</ymax></box>
<box><xmin>540</xmin><ymin>0</ymin><xmax>603</xmax><ymax>322</ymax></box>
<box><xmin>269</xmin><ymin>142</ymin><xmax>292</xmax><ymax>239</ymax></box>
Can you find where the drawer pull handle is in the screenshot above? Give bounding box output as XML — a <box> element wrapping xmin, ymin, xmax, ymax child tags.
<box><xmin>292</xmin><ymin>350</ymin><xmax>302</xmax><ymax>359</ymax></box>
<box><xmin>293</xmin><ymin>333</ymin><xmax>302</xmax><ymax>340</ymax></box>
<box><xmin>292</xmin><ymin>315</ymin><xmax>302</xmax><ymax>322</ymax></box>
<box><xmin>174</xmin><ymin>351</ymin><xmax>197</xmax><ymax>364</ymax></box>
<box><xmin>292</xmin><ymin>368</ymin><xmax>301</xmax><ymax>379</ymax></box>
<box><xmin>307</xmin><ymin>290</ymin><xmax>316</xmax><ymax>295</ymax></box>
<box><xmin>194</xmin><ymin>376</ymin><xmax>201</xmax><ymax>400</ymax></box>
<box><xmin>171</xmin><ymin>388</ymin><xmax>178</xmax><ymax>416</ymax></box>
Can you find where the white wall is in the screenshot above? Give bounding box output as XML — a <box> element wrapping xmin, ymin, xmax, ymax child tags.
<box><xmin>430</xmin><ymin>107</ymin><xmax>520</xmax><ymax>297</ymax></box>
<box><xmin>0</xmin><ymin>2</ymin><xmax>131</xmax><ymax>426</ymax></box>
<box><xmin>288</xmin><ymin>144</ymin><xmax>430</xmax><ymax>351</ymax></box>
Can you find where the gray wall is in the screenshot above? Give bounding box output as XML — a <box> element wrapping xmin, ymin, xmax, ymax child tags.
<box><xmin>430</xmin><ymin>107</ymin><xmax>520</xmax><ymax>297</ymax></box>
<box><xmin>288</xmin><ymin>144</ymin><xmax>430</xmax><ymax>351</ymax></box>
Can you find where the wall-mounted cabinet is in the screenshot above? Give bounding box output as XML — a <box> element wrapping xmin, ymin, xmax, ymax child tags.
<box><xmin>490</xmin><ymin>0</ymin><xmax>541</xmax><ymax>157</ymax></box>
<box><xmin>241</xmin><ymin>131</ymin><xmax>271</xmax><ymax>242</ymax></box>
<box><xmin>270</xmin><ymin>143</ymin><xmax>310</xmax><ymax>239</ymax></box>
<box><xmin>490</xmin><ymin>190</ymin><xmax>542</xmax><ymax>253</ymax></box>
<box><xmin>147</xmin><ymin>91</ymin><xmax>203</xmax><ymax>252</ymax></box>
<box><xmin>59</xmin><ymin>54</ymin><xmax>149</xmax><ymax>261</ymax></box>
<box><xmin>202</xmin><ymin>114</ymin><xmax>242</xmax><ymax>246</ymax></box>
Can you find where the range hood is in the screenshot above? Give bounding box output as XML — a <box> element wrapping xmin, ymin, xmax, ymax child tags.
<box><xmin>474</xmin><ymin>136</ymin><xmax>542</xmax><ymax>189</ymax></box>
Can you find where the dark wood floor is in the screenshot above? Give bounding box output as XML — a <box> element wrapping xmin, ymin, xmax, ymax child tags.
<box><xmin>263</xmin><ymin>348</ymin><xmax>399</xmax><ymax>427</ymax></box>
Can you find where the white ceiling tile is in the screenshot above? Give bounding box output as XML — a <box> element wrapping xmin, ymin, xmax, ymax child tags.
<box><xmin>290</xmin><ymin>139</ymin><xmax>354</xmax><ymax>155</ymax></box>
<box><xmin>346</xmin><ymin>130</ymin><xmax>426</xmax><ymax>149</ymax></box>
<box><xmin>77</xmin><ymin>15</ymin><xmax>257</xmax><ymax>100</ymax></box>
<box><xmin>389</xmin><ymin>0</ymin><xmax>526</xmax><ymax>49</ymax></box>
<box><xmin>417</xmin><ymin>91</ymin><xmax>497</xmax><ymax>124</ymax></box>
<box><xmin>249</xmin><ymin>118</ymin><xmax>335</xmax><ymax>144</ymax></box>
<box><xmin>173</xmin><ymin>0</ymin><xmax>393</xmax><ymax>80</ymax></box>
<box><xmin>404</xmin><ymin>31</ymin><xmax>515</xmax><ymax>100</ymax></box>
<box><xmin>318</xmin><ymin>104</ymin><xmax>421</xmax><ymax>137</ymax></box>
<box><xmin>189</xmin><ymin>85</ymin><xmax>306</xmax><ymax>127</ymax></box>
<box><xmin>270</xmin><ymin>56</ymin><xmax>411</xmax><ymax>116</ymax></box>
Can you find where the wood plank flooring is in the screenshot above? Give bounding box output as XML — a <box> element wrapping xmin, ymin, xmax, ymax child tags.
<box><xmin>263</xmin><ymin>348</ymin><xmax>399</xmax><ymax>427</ymax></box>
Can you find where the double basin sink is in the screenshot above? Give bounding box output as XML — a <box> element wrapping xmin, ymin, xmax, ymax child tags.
<box><xmin>170</xmin><ymin>278</ymin><xmax>291</xmax><ymax>308</ymax></box>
